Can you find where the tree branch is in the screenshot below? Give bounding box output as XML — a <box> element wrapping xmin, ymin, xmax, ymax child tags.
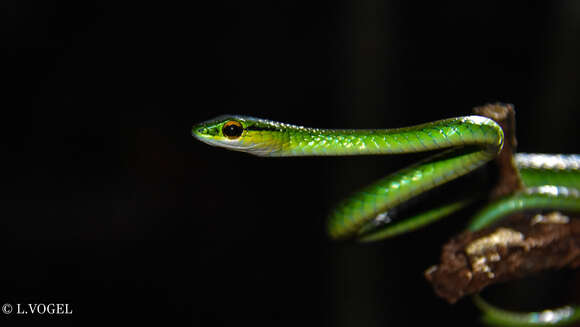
<box><xmin>424</xmin><ymin>103</ymin><xmax>580</xmax><ymax>303</ymax></box>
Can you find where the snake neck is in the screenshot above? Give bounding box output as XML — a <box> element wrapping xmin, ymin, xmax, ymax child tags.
<box><xmin>257</xmin><ymin>115</ymin><xmax>503</xmax><ymax>157</ymax></box>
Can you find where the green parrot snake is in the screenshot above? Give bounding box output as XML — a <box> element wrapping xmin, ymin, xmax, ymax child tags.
<box><xmin>192</xmin><ymin>114</ymin><xmax>580</xmax><ymax>326</ymax></box>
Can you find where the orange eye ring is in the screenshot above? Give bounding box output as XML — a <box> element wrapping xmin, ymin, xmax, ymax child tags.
<box><xmin>222</xmin><ymin>121</ymin><xmax>244</xmax><ymax>139</ymax></box>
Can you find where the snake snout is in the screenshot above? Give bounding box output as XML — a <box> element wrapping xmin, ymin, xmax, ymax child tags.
<box><xmin>191</xmin><ymin>123</ymin><xmax>213</xmax><ymax>140</ymax></box>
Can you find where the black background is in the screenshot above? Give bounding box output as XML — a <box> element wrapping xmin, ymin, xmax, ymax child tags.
<box><xmin>2</xmin><ymin>1</ymin><xmax>580</xmax><ymax>326</ymax></box>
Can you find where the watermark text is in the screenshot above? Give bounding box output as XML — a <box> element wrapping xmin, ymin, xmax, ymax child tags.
<box><xmin>2</xmin><ymin>303</ymin><xmax>73</xmax><ymax>315</ymax></box>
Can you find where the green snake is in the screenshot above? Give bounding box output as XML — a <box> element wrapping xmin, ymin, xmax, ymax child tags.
<box><xmin>192</xmin><ymin>114</ymin><xmax>580</xmax><ymax>326</ymax></box>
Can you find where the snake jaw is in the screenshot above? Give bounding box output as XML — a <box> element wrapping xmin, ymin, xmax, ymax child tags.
<box><xmin>192</xmin><ymin>130</ymin><xmax>254</xmax><ymax>152</ymax></box>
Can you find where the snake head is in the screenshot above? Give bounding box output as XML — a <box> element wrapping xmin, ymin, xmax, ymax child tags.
<box><xmin>192</xmin><ymin>114</ymin><xmax>246</xmax><ymax>146</ymax></box>
<box><xmin>192</xmin><ymin>115</ymin><xmax>283</xmax><ymax>156</ymax></box>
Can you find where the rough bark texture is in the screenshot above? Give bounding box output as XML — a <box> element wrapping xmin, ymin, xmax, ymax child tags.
<box><xmin>425</xmin><ymin>214</ymin><xmax>580</xmax><ymax>303</ymax></box>
<box><xmin>424</xmin><ymin>103</ymin><xmax>580</xmax><ymax>303</ymax></box>
<box><xmin>473</xmin><ymin>103</ymin><xmax>523</xmax><ymax>199</ymax></box>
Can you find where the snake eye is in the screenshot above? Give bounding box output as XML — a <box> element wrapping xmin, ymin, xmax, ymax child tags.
<box><xmin>222</xmin><ymin>121</ymin><xmax>244</xmax><ymax>139</ymax></box>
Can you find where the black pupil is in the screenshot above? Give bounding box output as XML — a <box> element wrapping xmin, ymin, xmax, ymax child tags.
<box><xmin>223</xmin><ymin>123</ymin><xmax>243</xmax><ymax>138</ymax></box>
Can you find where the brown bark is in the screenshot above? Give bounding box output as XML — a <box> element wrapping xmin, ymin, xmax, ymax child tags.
<box><xmin>424</xmin><ymin>104</ymin><xmax>580</xmax><ymax>303</ymax></box>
